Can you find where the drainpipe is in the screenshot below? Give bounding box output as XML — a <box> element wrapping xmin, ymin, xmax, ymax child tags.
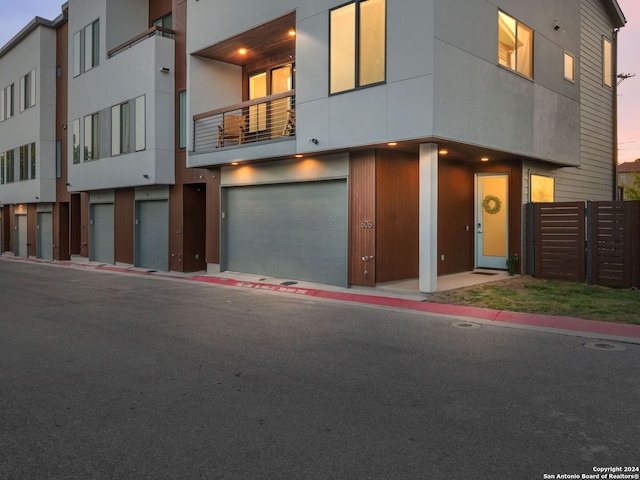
<box><xmin>613</xmin><ymin>27</ymin><xmax>620</xmax><ymax>200</ymax></box>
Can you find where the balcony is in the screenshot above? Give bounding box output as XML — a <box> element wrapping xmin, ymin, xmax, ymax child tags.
<box><xmin>108</xmin><ymin>26</ymin><xmax>174</xmax><ymax>59</ymax></box>
<box><xmin>190</xmin><ymin>91</ymin><xmax>296</xmax><ymax>166</ymax></box>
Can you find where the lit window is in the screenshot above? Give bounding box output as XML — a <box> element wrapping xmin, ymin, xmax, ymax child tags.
<box><xmin>530</xmin><ymin>174</ymin><xmax>555</xmax><ymax>202</ymax></box>
<box><xmin>564</xmin><ymin>52</ymin><xmax>575</xmax><ymax>82</ymax></box>
<box><xmin>330</xmin><ymin>0</ymin><xmax>386</xmax><ymax>94</ymax></box>
<box><xmin>603</xmin><ymin>37</ymin><xmax>612</xmax><ymax>87</ymax></box>
<box><xmin>498</xmin><ymin>11</ymin><xmax>533</xmax><ymax>78</ymax></box>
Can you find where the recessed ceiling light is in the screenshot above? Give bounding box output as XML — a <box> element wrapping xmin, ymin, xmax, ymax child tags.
<box><xmin>238</xmin><ymin>48</ymin><xmax>247</xmax><ymax>55</ymax></box>
<box><xmin>439</xmin><ymin>149</ymin><xmax>449</xmax><ymax>155</ymax></box>
<box><xmin>231</xmin><ymin>162</ymin><xmax>239</xmax><ymax>166</ymax></box>
<box><xmin>481</xmin><ymin>157</ymin><xmax>490</xmax><ymax>162</ymax></box>
<box><xmin>387</xmin><ymin>142</ymin><xmax>398</xmax><ymax>147</ymax></box>
<box><xmin>288</xmin><ymin>30</ymin><xmax>296</xmax><ymax>37</ymax></box>
<box><xmin>295</xmin><ymin>154</ymin><xmax>303</xmax><ymax>158</ymax></box>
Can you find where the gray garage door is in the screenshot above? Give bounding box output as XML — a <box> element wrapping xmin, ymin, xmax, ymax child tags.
<box><xmin>223</xmin><ymin>180</ymin><xmax>348</xmax><ymax>286</ymax></box>
<box><xmin>135</xmin><ymin>200</ymin><xmax>168</xmax><ymax>271</ymax></box>
<box><xmin>16</xmin><ymin>215</ymin><xmax>28</xmax><ymax>257</ymax></box>
<box><xmin>37</xmin><ymin>212</ymin><xmax>53</xmax><ymax>261</ymax></box>
<box><xmin>90</xmin><ymin>203</ymin><xmax>114</xmax><ymax>264</ymax></box>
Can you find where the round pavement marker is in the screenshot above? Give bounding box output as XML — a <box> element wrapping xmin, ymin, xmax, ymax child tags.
<box><xmin>451</xmin><ymin>321</ymin><xmax>482</xmax><ymax>330</ymax></box>
<box><xmin>584</xmin><ymin>341</ymin><xmax>625</xmax><ymax>351</ymax></box>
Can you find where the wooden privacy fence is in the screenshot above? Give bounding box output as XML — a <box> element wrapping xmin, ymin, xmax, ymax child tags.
<box><xmin>527</xmin><ymin>201</ymin><xmax>640</xmax><ymax>288</ymax></box>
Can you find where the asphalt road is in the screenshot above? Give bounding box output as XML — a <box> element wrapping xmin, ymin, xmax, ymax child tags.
<box><xmin>1</xmin><ymin>260</ymin><xmax>639</xmax><ymax>479</ymax></box>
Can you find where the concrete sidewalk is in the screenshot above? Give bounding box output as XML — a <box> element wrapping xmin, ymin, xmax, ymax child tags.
<box><xmin>3</xmin><ymin>255</ymin><xmax>640</xmax><ymax>345</ymax></box>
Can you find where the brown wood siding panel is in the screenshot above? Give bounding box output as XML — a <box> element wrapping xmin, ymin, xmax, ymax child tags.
<box><xmin>1</xmin><ymin>206</ymin><xmax>10</xmax><ymax>252</ymax></box>
<box><xmin>149</xmin><ymin>0</ymin><xmax>173</xmax><ymax>26</ymax></box>
<box><xmin>534</xmin><ymin>202</ymin><xmax>585</xmax><ymax>281</ymax></box>
<box><xmin>375</xmin><ymin>150</ymin><xmax>419</xmax><ymax>282</ymax></box>
<box><xmin>438</xmin><ymin>161</ymin><xmax>474</xmax><ymax>275</ymax></box>
<box><xmin>27</xmin><ymin>205</ymin><xmax>37</xmax><ymax>257</ymax></box>
<box><xmin>206</xmin><ymin>168</ymin><xmax>221</xmax><ymax>265</ymax></box>
<box><xmin>55</xmin><ymin>18</ymin><xmax>70</xmax><ymax>205</ymax></box>
<box><xmin>182</xmin><ymin>184</ymin><xmax>207</xmax><ymax>272</ymax></box>
<box><xmin>80</xmin><ymin>193</ymin><xmax>90</xmax><ymax>257</ymax></box>
<box><xmin>70</xmin><ymin>194</ymin><xmax>81</xmax><ymax>255</ymax></box>
<box><xmin>591</xmin><ymin>201</ymin><xmax>640</xmax><ymax>288</ymax></box>
<box><xmin>55</xmin><ymin>203</ymin><xmax>71</xmax><ymax>261</ymax></box>
<box><xmin>349</xmin><ymin>151</ymin><xmax>376</xmax><ymax>286</ymax></box>
<box><xmin>115</xmin><ymin>189</ymin><xmax>134</xmax><ymax>264</ymax></box>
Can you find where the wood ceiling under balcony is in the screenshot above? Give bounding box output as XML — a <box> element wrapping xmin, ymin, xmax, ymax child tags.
<box><xmin>193</xmin><ymin>12</ymin><xmax>295</xmax><ymax>66</ymax></box>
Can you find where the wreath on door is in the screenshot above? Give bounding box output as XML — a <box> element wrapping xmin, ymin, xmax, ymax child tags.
<box><xmin>482</xmin><ymin>195</ymin><xmax>502</xmax><ymax>215</ymax></box>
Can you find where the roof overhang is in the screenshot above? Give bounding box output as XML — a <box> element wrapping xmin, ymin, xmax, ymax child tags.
<box><xmin>603</xmin><ymin>0</ymin><xmax>626</xmax><ymax>28</ymax></box>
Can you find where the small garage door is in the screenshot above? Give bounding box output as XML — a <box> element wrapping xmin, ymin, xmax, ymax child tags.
<box><xmin>90</xmin><ymin>203</ymin><xmax>114</xmax><ymax>264</ymax></box>
<box><xmin>135</xmin><ymin>200</ymin><xmax>168</xmax><ymax>271</ymax></box>
<box><xmin>223</xmin><ymin>180</ymin><xmax>348</xmax><ymax>286</ymax></box>
<box><xmin>37</xmin><ymin>212</ymin><xmax>53</xmax><ymax>261</ymax></box>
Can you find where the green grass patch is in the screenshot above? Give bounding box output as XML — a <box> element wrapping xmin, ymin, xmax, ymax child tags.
<box><xmin>431</xmin><ymin>277</ymin><xmax>640</xmax><ymax>325</ymax></box>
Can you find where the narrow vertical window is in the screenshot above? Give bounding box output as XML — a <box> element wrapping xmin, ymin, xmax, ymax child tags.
<box><xmin>56</xmin><ymin>139</ymin><xmax>62</xmax><ymax>178</ymax></box>
<box><xmin>112</xmin><ymin>102</ymin><xmax>130</xmax><ymax>155</ymax></box>
<box><xmin>30</xmin><ymin>69</ymin><xmax>36</xmax><ymax>108</ymax></box>
<box><xmin>73</xmin><ymin>31</ymin><xmax>81</xmax><ymax>77</ymax></box>
<box><xmin>84</xmin><ymin>113</ymin><xmax>99</xmax><ymax>161</ymax></box>
<box><xmin>564</xmin><ymin>52</ymin><xmax>575</xmax><ymax>82</ymax></box>
<box><xmin>359</xmin><ymin>0</ymin><xmax>386</xmax><ymax>86</ymax></box>
<box><xmin>498</xmin><ymin>11</ymin><xmax>533</xmax><ymax>78</ymax></box>
<box><xmin>30</xmin><ymin>142</ymin><xmax>36</xmax><ymax>179</ymax></box>
<box><xmin>603</xmin><ymin>37</ymin><xmax>612</xmax><ymax>87</ymax></box>
<box><xmin>19</xmin><ymin>145</ymin><xmax>28</xmax><ymax>181</ymax></box>
<box><xmin>0</xmin><ymin>88</ymin><xmax>5</xmax><ymax>122</ymax></box>
<box><xmin>83</xmin><ymin>20</ymin><xmax>99</xmax><ymax>72</ymax></box>
<box><xmin>6</xmin><ymin>84</ymin><xmax>14</xmax><ymax>119</ymax></box>
<box><xmin>135</xmin><ymin>95</ymin><xmax>146</xmax><ymax>152</ymax></box>
<box><xmin>330</xmin><ymin>3</ymin><xmax>356</xmax><ymax>93</ymax></box>
<box><xmin>179</xmin><ymin>90</ymin><xmax>187</xmax><ymax>149</ymax></box>
<box><xmin>0</xmin><ymin>152</ymin><xmax>4</xmax><ymax>184</ymax></box>
<box><xmin>72</xmin><ymin>119</ymin><xmax>80</xmax><ymax>164</ymax></box>
<box><xmin>6</xmin><ymin>150</ymin><xmax>14</xmax><ymax>183</ymax></box>
<box><xmin>19</xmin><ymin>76</ymin><xmax>26</xmax><ymax>113</ymax></box>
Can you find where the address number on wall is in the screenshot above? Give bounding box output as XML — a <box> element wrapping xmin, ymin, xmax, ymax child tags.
<box><xmin>360</xmin><ymin>221</ymin><xmax>374</xmax><ymax>229</ymax></box>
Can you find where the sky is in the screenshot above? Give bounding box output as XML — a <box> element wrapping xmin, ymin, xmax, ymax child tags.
<box><xmin>0</xmin><ymin>0</ymin><xmax>639</xmax><ymax>163</ymax></box>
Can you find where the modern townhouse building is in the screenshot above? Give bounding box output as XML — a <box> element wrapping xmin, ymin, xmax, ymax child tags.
<box><xmin>1</xmin><ymin>0</ymin><xmax>626</xmax><ymax>293</ymax></box>
<box><xmin>64</xmin><ymin>0</ymin><xmax>210</xmax><ymax>272</ymax></box>
<box><xmin>0</xmin><ymin>12</ymin><xmax>67</xmax><ymax>260</ymax></box>
<box><xmin>186</xmin><ymin>0</ymin><xmax>625</xmax><ymax>292</ymax></box>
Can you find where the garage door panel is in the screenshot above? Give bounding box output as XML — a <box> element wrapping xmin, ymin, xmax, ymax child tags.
<box><xmin>136</xmin><ymin>200</ymin><xmax>168</xmax><ymax>271</ymax></box>
<box><xmin>91</xmin><ymin>204</ymin><xmax>114</xmax><ymax>264</ymax></box>
<box><xmin>225</xmin><ymin>180</ymin><xmax>347</xmax><ymax>286</ymax></box>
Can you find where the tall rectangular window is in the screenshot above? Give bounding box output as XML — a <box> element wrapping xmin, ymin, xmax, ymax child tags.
<box><xmin>5</xmin><ymin>84</ymin><xmax>14</xmax><ymax>119</ymax></box>
<box><xmin>19</xmin><ymin>145</ymin><xmax>28</xmax><ymax>181</ymax></box>
<box><xmin>20</xmin><ymin>69</ymin><xmax>36</xmax><ymax>112</ymax></box>
<box><xmin>564</xmin><ymin>52</ymin><xmax>575</xmax><ymax>82</ymax></box>
<box><xmin>603</xmin><ymin>37</ymin><xmax>612</xmax><ymax>87</ymax></box>
<box><xmin>330</xmin><ymin>0</ymin><xmax>386</xmax><ymax>94</ymax></box>
<box><xmin>84</xmin><ymin>113</ymin><xmax>99</xmax><ymax>161</ymax></box>
<box><xmin>135</xmin><ymin>95</ymin><xmax>146</xmax><ymax>152</ymax></box>
<box><xmin>0</xmin><ymin>152</ymin><xmax>4</xmax><ymax>184</ymax></box>
<box><xmin>112</xmin><ymin>102</ymin><xmax>130</xmax><ymax>156</ymax></box>
<box><xmin>73</xmin><ymin>31</ymin><xmax>81</xmax><ymax>77</ymax></box>
<box><xmin>6</xmin><ymin>150</ymin><xmax>14</xmax><ymax>183</ymax></box>
<box><xmin>56</xmin><ymin>139</ymin><xmax>62</xmax><ymax>178</ymax></box>
<box><xmin>30</xmin><ymin>142</ymin><xmax>36</xmax><ymax>179</ymax></box>
<box><xmin>498</xmin><ymin>11</ymin><xmax>533</xmax><ymax>78</ymax></box>
<box><xmin>72</xmin><ymin>119</ymin><xmax>80</xmax><ymax>164</ymax></box>
<box><xmin>0</xmin><ymin>87</ymin><xmax>4</xmax><ymax>122</ymax></box>
<box><xmin>179</xmin><ymin>90</ymin><xmax>187</xmax><ymax>149</ymax></box>
<box><xmin>84</xmin><ymin>20</ymin><xmax>99</xmax><ymax>72</ymax></box>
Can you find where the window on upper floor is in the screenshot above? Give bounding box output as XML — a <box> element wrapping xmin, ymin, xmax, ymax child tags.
<box><xmin>112</xmin><ymin>102</ymin><xmax>130</xmax><ymax>156</ymax></box>
<box><xmin>153</xmin><ymin>13</ymin><xmax>173</xmax><ymax>38</ymax></box>
<box><xmin>19</xmin><ymin>69</ymin><xmax>37</xmax><ymax>112</ymax></box>
<box><xmin>179</xmin><ymin>91</ymin><xmax>187</xmax><ymax>149</ymax></box>
<box><xmin>498</xmin><ymin>11</ymin><xmax>533</xmax><ymax>79</ymax></box>
<box><xmin>330</xmin><ymin>0</ymin><xmax>386</xmax><ymax>94</ymax></box>
<box><xmin>564</xmin><ymin>52</ymin><xmax>575</xmax><ymax>82</ymax></box>
<box><xmin>603</xmin><ymin>37</ymin><xmax>612</xmax><ymax>87</ymax></box>
<box><xmin>5</xmin><ymin>149</ymin><xmax>14</xmax><ymax>183</ymax></box>
<box><xmin>74</xmin><ymin>19</ymin><xmax>100</xmax><ymax>78</ymax></box>
<box><xmin>56</xmin><ymin>140</ymin><xmax>62</xmax><ymax>178</ymax></box>
<box><xmin>1</xmin><ymin>84</ymin><xmax>15</xmax><ymax>121</ymax></box>
<box><xmin>30</xmin><ymin>142</ymin><xmax>36</xmax><ymax>179</ymax></box>
<box><xmin>84</xmin><ymin>112</ymin><xmax>99</xmax><ymax>161</ymax></box>
<box><xmin>72</xmin><ymin>119</ymin><xmax>80</xmax><ymax>164</ymax></box>
<box><xmin>19</xmin><ymin>145</ymin><xmax>29</xmax><ymax>181</ymax></box>
<box><xmin>135</xmin><ymin>95</ymin><xmax>146</xmax><ymax>152</ymax></box>
<box><xmin>0</xmin><ymin>152</ymin><xmax>4</xmax><ymax>184</ymax></box>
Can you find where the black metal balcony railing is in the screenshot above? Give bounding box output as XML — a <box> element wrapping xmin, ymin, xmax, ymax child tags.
<box><xmin>107</xmin><ymin>26</ymin><xmax>175</xmax><ymax>59</ymax></box>
<box><xmin>193</xmin><ymin>91</ymin><xmax>296</xmax><ymax>153</ymax></box>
